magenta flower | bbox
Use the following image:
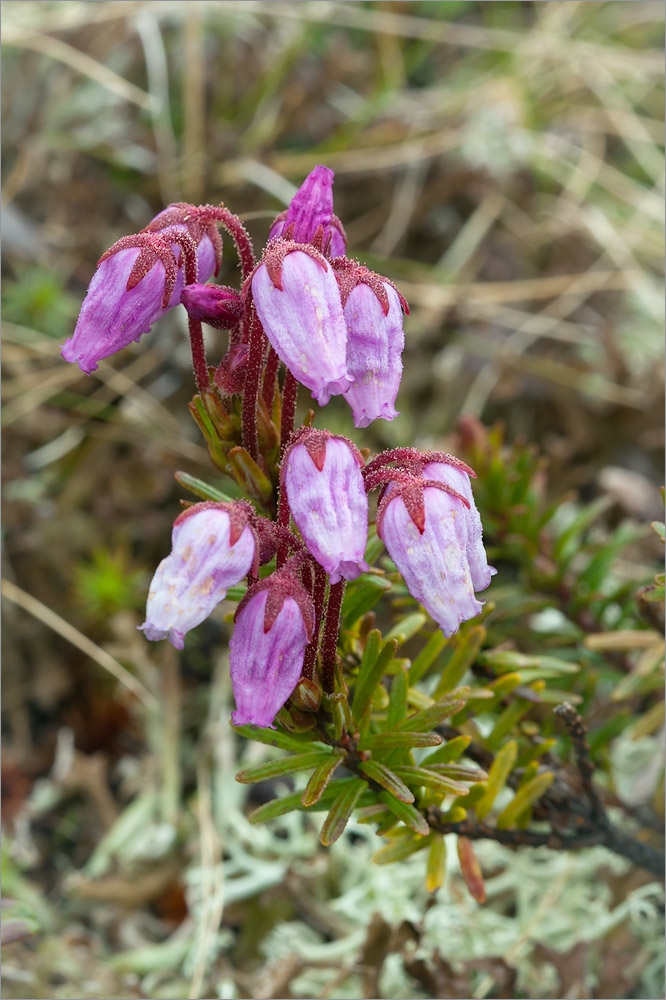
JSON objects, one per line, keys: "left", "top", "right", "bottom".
{"left": 251, "top": 243, "right": 352, "bottom": 405}
{"left": 61, "top": 205, "right": 219, "bottom": 374}
{"left": 282, "top": 429, "right": 369, "bottom": 584}
{"left": 334, "top": 261, "right": 409, "bottom": 428}
{"left": 380, "top": 486, "right": 482, "bottom": 637}
{"left": 139, "top": 502, "right": 256, "bottom": 650}
{"left": 366, "top": 452, "right": 493, "bottom": 637}
{"left": 180, "top": 283, "right": 242, "bottom": 329}
{"left": 269, "top": 165, "right": 347, "bottom": 257}
{"left": 230, "top": 571, "right": 315, "bottom": 728}
{"left": 421, "top": 461, "right": 496, "bottom": 592}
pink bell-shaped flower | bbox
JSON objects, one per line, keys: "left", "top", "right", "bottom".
{"left": 365, "top": 450, "right": 492, "bottom": 638}
{"left": 229, "top": 569, "right": 315, "bottom": 728}
{"left": 421, "top": 461, "right": 496, "bottom": 593}
{"left": 251, "top": 243, "right": 352, "bottom": 405}
{"left": 139, "top": 502, "right": 256, "bottom": 650}
{"left": 62, "top": 205, "right": 219, "bottom": 374}
{"left": 380, "top": 483, "right": 482, "bottom": 637}
{"left": 334, "top": 261, "right": 409, "bottom": 429}
{"left": 282, "top": 429, "right": 369, "bottom": 584}
{"left": 269, "top": 165, "right": 347, "bottom": 258}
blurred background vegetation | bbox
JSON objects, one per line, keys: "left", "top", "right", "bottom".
{"left": 1, "top": 2, "right": 664, "bottom": 998}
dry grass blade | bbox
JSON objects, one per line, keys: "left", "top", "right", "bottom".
{"left": 2, "top": 31, "right": 155, "bottom": 110}
{"left": 1, "top": 578, "right": 157, "bottom": 710}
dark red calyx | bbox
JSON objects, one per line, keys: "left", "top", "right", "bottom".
{"left": 234, "top": 567, "right": 315, "bottom": 640}
{"left": 374, "top": 473, "right": 470, "bottom": 539}
{"left": 143, "top": 203, "right": 223, "bottom": 276}
{"left": 214, "top": 344, "right": 250, "bottom": 394}
{"left": 251, "top": 519, "right": 304, "bottom": 566}
{"left": 331, "top": 257, "right": 409, "bottom": 317}
{"left": 363, "top": 447, "right": 475, "bottom": 480}
{"left": 280, "top": 428, "right": 364, "bottom": 491}
{"left": 98, "top": 232, "right": 178, "bottom": 310}
{"left": 260, "top": 238, "right": 330, "bottom": 292}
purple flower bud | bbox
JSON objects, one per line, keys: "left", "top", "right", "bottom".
{"left": 230, "top": 574, "right": 315, "bottom": 728}
{"left": 333, "top": 261, "right": 408, "bottom": 428}
{"left": 252, "top": 245, "right": 352, "bottom": 405}
{"left": 181, "top": 283, "right": 242, "bottom": 329}
{"left": 284, "top": 165, "right": 334, "bottom": 244}
{"left": 421, "top": 462, "right": 496, "bottom": 593}
{"left": 139, "top": 502, "right": 256, "bottom": 650}
{"left": 268, "top": 166, "right": 348, "bottom": 260}
{"left": 62, "top": 207, "right": 219, "bottom": 374}
{"left": 381, "top": 486, "right": 483, "bottom": 638}
{"left": 283, "top": 430, "right": 369, "bottom": 584}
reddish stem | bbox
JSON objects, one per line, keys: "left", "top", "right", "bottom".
{"left": 302, "top": 562, "right": 327, "bottom": 681}
{"left": 262, "top": 347, "right": 280, "bottom": 410}
{"left": 188, "top": 315, "right": 210, "bottom": 395}
{"left": 203, "top": 205, "right": 256, "bottom": 281}
{"left": 281, "top": 368, "right": 298, "bottom": 454}
{"left": 276, "top": 484, "right": 291, "bottom": 569}
{"left": 241, "top": 308, "right": 266, "bottom": 459}
{"left": 321, "top": 580, "right": 346, "bottom": 694}
{"left": 166, "top": 227, "right": 209, "bottom": 395}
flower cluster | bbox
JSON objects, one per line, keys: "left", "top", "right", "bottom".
{"left": 63, "top": 167, "right": 495, "bottom": 728}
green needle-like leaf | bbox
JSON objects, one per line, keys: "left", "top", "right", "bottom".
{"left": 373, "top": 831, "right": 433, "bottom": 865}
{"left": 236, "top": 750, "right": 334, "bottom": 784}
{"left": 378, "top": 791, "right": 430, "bottom": 836}
{"left": 301, "top": 751, "right": 346, "bottom": 807}
{"left": 358, "top": 731, "right": 442, "bottom": 751}
{"left": 231, "top": 723, "right": 324, "bottom": 754}
{"left": 393, "top": 697, "right": 466, "bottom": 734}
{"left": 352, "top": 635, "right": 398, "bottom": 723}
{"left": 496, "top": 772, "right": 555, "bottom": 829}
{"left": 475, "top": 741, "right": 518, "bottom": 819}
{"left": 410, "top": 630, "right": 449, "bottom": 685}
{"left": 391, "top": 766, "right": 470, "bottom": 797}
{"left": 421, "top": 735, "right": 471, "bottom": 765}
{"left": 174, "top": 471, "right": 234, "bottom": 503}
{"left": 359, "top": 760, "right": 415, "bottom": 802}
{"left": 433, "top": 625, "right": 486, "bottom": 698}
{"left": 319, "top": 778, "right": 367, "bottom": 846}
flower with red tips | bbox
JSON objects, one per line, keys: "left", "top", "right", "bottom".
{"left": 334, "top": 259, "right": 409, "bottom": 428}
{"left": 365, "top": 450, "right": 493, "bottom": 637}
{"left": 282, "top": 428, "right": 369, "bottom": 584}
{"left": 62, "top": 205, "right": 219, "bottom": 374}
{"left": 229, "top": 565, "right": 315, "bottom": 728}
{"left": 251, "top": 242, "right": 352, "bottom": 406}
{"left": 139, "top": 502, "right": 257, "bottom": 650}
{"left": 421, "top": 459, "right": 496, "bottom": 593}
